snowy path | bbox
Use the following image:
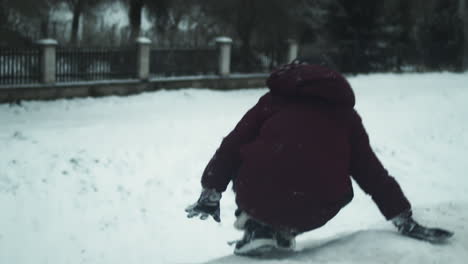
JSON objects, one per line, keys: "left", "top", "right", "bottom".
{"left": 1, "top": 72, "right": 467, "bottom": 263}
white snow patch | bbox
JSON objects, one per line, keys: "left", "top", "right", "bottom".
{"left": 0, "top": 72, "right": 467, "bottom": 263}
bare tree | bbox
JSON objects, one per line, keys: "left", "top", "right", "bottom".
{"left": 127, "top": 0, "right": 144, "bottom": 41}
{"left": 62, "top": 0, "right": 109, "bottom": 45}
{"left": 121, "top": 0, "right": 171, "bottom": 43}
{"left": 2, "top": 0, "right": 61, "bottom": 39}
{"left": 65, "top": 0, "right": 85, "bottom": 45}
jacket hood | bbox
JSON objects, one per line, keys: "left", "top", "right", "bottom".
{"left": 266, "top": 64, "right": 355, "bottom": 108}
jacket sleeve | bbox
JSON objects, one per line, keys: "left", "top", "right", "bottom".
{"left": 349, "top": 110, "right": 411, "bottom": 220}
{"left": 201, "top": 93, "right": 274, "bottom": 192}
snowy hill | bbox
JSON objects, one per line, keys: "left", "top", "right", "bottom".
{"left": 1, "top": 72, "right": 467, "bottom": 263}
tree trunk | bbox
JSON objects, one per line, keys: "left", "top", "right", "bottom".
{"left": 40, "top": 13, "right": 50, "bottom": 38}
{"left": 129, "top": 0, "right": 144, "bottom": 42}
{"left": 459, "top": 0, "right": 468, "bottom": 70}
{"left": 236, "top": 0, "right": 257, "bottom": 72}
{"left": 239, "top": 32, "right": 253, "bottom": 71}
{"left": 0, "top": 0, "right": 7, "bottom": 30}
{"left": 70, "top": 0, "right": 84, "bottom": 46}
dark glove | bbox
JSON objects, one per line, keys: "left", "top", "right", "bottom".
{"left": 392, "top": 210, "right": 454, "bottom": 243}
{"left": 185, "top": 188, "right": 222, "bottom": 222}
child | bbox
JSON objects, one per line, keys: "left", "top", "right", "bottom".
{"left": 185, "top": 58, "right": 453, "bottom": 256}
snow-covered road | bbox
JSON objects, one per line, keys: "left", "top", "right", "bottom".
{"left": 1, "top": 72, "right": 467, "bottom": 263}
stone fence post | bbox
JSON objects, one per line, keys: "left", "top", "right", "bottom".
{"left": 216, "top": 37, "right": 232, "bottom": 76}
{"left": 287, "top": 39, "right": 299, "bottom": 63}
{"left": 37, "top": 39, "right": 58, "bottom": 84}
{"left": 136, "top": 37, "right": 151, "bottom": 80}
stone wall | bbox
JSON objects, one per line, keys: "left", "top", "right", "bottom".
{"left": 0, "top": 74, "right": 268, "bottom": 103}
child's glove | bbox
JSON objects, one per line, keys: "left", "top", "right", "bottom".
{"left": 392, "top": 210, "right": 454, "bottom": 243}
{"left": 185, "top": 188, "right": 222, "bottom": 222}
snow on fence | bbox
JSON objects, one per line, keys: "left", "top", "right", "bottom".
{"left": 0, "top": 48, "right": 41, "bottom": 85}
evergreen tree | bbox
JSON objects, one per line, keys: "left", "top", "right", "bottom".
{"left": 325, "top": 0, "right": 381, "bottom": 73}
{"left": 418, "top": 0, "right": 463, "bottom": 70}
{"left": 379, "top": 0, "right": 412, "bottom": 72}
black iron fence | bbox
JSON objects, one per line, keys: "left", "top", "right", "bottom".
{"left": 56, "top": 47, "right": 137, "bottom": 82}
{"left": 0, "top": 48, "right": 40, "bottom": 85}
{"left": 0, "top": 44, "right": 278, "bottom": 86}
{"left": 149, "top": 48, "right": 218, "bottom": 77}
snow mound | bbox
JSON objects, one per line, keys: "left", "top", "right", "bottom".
{"left": 204, "top": 203, "right": 468, "bottom": 264}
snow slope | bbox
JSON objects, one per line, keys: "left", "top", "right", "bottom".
{"left": 0, "top": 72, "right": 467, "bottom": 264}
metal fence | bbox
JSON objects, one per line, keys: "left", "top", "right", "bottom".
{"left": 150, "top": 48, "right": 218, "bottom": 77}
{"left": 231, "top": 47, "right": 287, "bottom": 73}
{"left": 56, "top": 47, "right": 137, "bottom": 82}
{"left": 0, "top": 48, "right": 40, "bottom": 85}
{"left": 1, "top": 45, "right": 277, "bottom": 86}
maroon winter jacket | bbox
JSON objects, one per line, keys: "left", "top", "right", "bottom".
{"left": 201, "top": 64, "right": 411, "bottom": 232}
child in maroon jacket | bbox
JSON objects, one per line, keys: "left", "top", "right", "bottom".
{"left": 185, "top": 58, "right": 453, "bottom": 256}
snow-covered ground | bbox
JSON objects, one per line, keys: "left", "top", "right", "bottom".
{"left": 0, "top": 72, "right": 467, "bottom": 264}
